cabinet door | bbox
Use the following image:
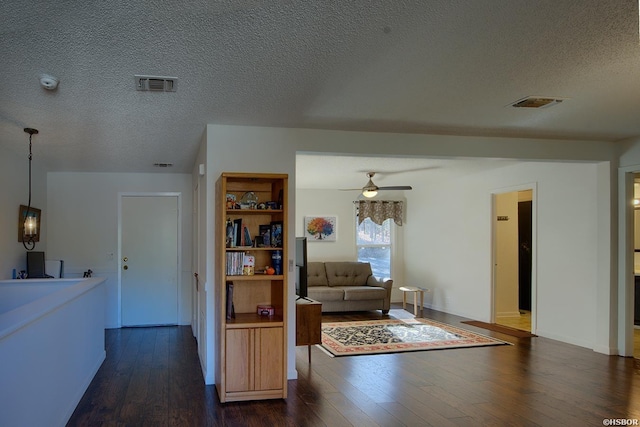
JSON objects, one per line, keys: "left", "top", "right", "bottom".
{"left": 255, "top": 327, "right": 283, "bottom": 391}
{"left": 226, "top": 329, "right": 253, "bottom": 392}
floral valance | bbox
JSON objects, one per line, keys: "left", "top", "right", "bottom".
{"left": 356, "top": 200, "right": 404, "bottom": 226}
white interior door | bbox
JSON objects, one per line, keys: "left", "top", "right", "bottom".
{"left": 121, "top": 195, "right": 179, "bottom": 326}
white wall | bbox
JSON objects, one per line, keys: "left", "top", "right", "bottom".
{"left": 0, "top": 278, "right": 105, "bottom": 427}
{"left": 295, "top": 190, "right": 358, "bottom": 262}
{"left": 0, "top": 147, "right": 47, "bottom": 279}
{"left": 403, "top": 161, "right": 600, "bottom": 348}
{"left": 46, "top": 172, "right": 192, "bottom": 328}
{"left": 204, "top": 124, "right": 297, "bottom": 384}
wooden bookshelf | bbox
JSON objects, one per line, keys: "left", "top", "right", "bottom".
{"left": 214, "top": 172, "right": 288, "bottom": 403}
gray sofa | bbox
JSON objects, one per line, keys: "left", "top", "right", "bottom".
{"left": 306, "top": 261, "right": 393, "bottom": 314}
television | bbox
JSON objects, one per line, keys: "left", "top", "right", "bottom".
{"left": 295, "top": 237, "right": 308, "bottom": 300}
{"left": 26, "top": 251, "right": 47, "bottom": 278}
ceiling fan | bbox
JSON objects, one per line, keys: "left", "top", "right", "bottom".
{"left": 343, "top": 172, "right": 412, "bottom": 198}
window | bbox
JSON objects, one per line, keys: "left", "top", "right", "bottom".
{"left": 356, "top": 216, "right": 392, "bottom": 281}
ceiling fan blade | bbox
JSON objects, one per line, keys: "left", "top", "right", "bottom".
{"left": 357, "top": 166, "right": 439, "bottom": 176}
{"left": 339, "top": 188, "right": 363, "bottom": 191}
{"left": 378, "top": 186, "right": 412, "bottom": 190}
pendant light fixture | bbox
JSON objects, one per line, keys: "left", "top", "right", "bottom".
{"left": 22, "top": 127, "right": 38, "bottom": 250}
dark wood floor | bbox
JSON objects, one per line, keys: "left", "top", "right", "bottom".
{"left": 68, "top": 305, "right": 640, "bottom": 426}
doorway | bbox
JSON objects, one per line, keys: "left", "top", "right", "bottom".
{"left": 119, "top": 194, "right": 180, "bottom": 326}
{"left": 493, "top": 188, "right": 535, "bottom": 333}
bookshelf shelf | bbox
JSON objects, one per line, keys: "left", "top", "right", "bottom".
{"left": 226, "top": 247, "right": 283, "bottom": 251}
{"left": 224, "top": 274, "right": 284, "bottom": 281}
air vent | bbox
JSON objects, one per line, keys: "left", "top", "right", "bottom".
{"left": 511, "top": 96, "right": 565, "bottom": 109}
{"left": 153, "top": 163, "right": 173, "bottom": 168}
{"left": 135, "top": 75, "right": 177, "bottom": 92}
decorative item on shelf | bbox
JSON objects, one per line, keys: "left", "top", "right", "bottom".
{"left": 240, "top": 191, "right": 258, "bottom": 209}
{"left": 265, "top": 265, "right": 275, "bottom": 275}
{"left": 265, "top": 201, "right": 278, "bottom": 210}
{"left": 271, "top": 250, "right": 282, "bottom": 275}
{"left": 257, "top": 203, "right": 266, "bottom": 210}
{"left": 226, "top": 194, "right": 237, "bottom": 209}
{"left": 270, "top": 221, "right": 283, "bottom": 247}
{"left": 259, "top": 224, "right": 271, "bottom": 246}
{"left": 254, "top": 236, "right": 264, "bottom": 247}
{"left": 242, "top": 253, "right": 255, "bottom": 276}
{"left": 257, "top": 305, "right": 274, "bottom": 316}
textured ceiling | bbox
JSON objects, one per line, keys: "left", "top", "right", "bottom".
{"left": 1, "top": 1, "right": 639, "bottom": 175}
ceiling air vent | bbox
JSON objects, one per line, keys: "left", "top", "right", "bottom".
{"left": 135, "top": 75, "right": 178, "bottom": 92}
{"left": 153, "top": 163, "right": 173, "bottom": 168}
{"left": 510, "top": 96, "right": 565, "bottom": 109}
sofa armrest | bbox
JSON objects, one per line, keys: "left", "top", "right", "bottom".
{"left": 367, "top": 276, "right": 393, "bottom": 313}
{"left": 367, "top": 276, "right": 393, "bottom": 290}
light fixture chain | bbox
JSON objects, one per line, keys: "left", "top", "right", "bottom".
{"left": 22, "top": 128, "right": 37, "bottom": 250}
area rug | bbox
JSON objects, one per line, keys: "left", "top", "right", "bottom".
{"left": 461, "top": 320, "right": 537, "bottom": 338}
{"left": 320, "top": 318, "right": 510, "bottom": 357}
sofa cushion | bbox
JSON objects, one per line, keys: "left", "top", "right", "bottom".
{"left": 325, "top": 262, "right": 371, "bottom": 287}
{"left": 307, "top": 286, "right": 344, "bottom": 302}
{"left": 342, "top": 286, "right": 387, "bottom": 301}
{"left": 307, "top": 262, "right": 328, "bottom": 287}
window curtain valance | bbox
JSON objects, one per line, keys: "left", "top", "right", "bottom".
{"left": 356, "top": 200, "right": 404, "bottom": 226}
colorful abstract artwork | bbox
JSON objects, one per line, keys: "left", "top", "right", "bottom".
{"left": 304, "top": 216, "right": 337, "bottom": 241}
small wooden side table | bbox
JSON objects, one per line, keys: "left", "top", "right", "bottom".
{"left": 296, "top": 297, "right": 322, "bottom": 363}
{"left": 399, "top": 286, "right": 429, "bottom": 316}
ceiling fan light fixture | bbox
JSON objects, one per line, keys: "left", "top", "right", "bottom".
{"left": 510, "top": 96, "right": 566, "bottom": 109}
{"left": 362, "top": 173, "right": 379, "bottom": 197}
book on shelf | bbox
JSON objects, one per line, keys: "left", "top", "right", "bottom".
{"left": 226, "top": 252, "right": 245, "bottom": 275}
{"left": 233, "top": 218, "right": 242, "bottom": 247}
{"left": 226, "top": 281, "right": 235, "bottom": 320}
{"left": 243, "top": 226, "right": 252, "bottom": 247}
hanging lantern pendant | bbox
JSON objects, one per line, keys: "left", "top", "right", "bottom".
{"left": 22, "top": 127, "right": 39, "bottom": 250}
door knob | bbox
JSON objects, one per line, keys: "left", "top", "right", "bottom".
{"left": 123, "top": 265, "right": 128, "bottom": 270}
{"left": 123, "top": 257, "right": 128, "bottom": 262}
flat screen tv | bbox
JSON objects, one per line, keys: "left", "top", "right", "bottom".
{"left": 295, "top": 237, "right": 308, "bottom": 299}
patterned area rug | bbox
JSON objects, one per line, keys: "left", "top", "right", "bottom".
{"left": 320, "top": 318, "right": 510, "bottom": 357}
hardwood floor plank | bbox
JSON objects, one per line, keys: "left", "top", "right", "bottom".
{"left": 67, "top": 306, "right": 640, "bottom": 426}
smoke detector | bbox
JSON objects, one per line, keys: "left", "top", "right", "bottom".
{"left": 135, "top": 75, "right": 177, "bottom": 92}
{"left": 510, "top": 96, "right": 566, "bottom": 109}
{"left": 40, "top": 74, "right": 59, "bottom": 90}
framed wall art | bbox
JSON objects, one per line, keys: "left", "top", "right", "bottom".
{"left": 304, "top": 215, "right": 337, "bottom": 241}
